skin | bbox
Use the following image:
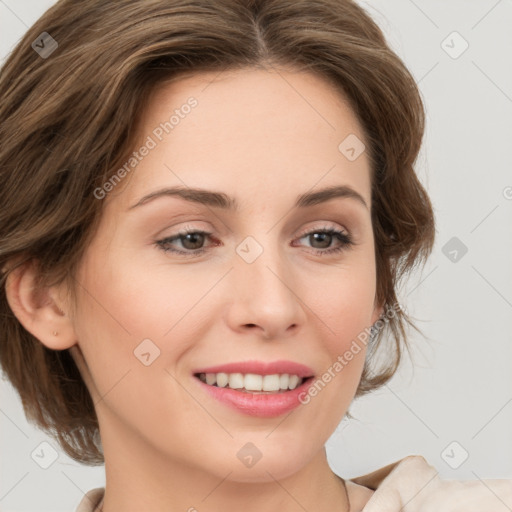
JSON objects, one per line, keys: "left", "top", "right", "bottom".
{"left": 6, "top": 66, "right": 383, "bottom": 512}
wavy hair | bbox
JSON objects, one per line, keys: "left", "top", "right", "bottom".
{"left": 0, "top": 0, "right": 435, "bottom": 464}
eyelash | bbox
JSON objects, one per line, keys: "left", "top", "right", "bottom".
{"left": 155, "top": 225, "right": 354, "bottom": 258}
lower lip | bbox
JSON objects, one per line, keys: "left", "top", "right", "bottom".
{"left": 194, "top": 376, "right": 314, "bottom": 418}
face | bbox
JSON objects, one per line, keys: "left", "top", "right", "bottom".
{"left": 64, "top": 67, "right": 382, "bottom": 482}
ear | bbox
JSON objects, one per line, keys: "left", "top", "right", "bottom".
{"left": 4, "top": 259, "right": 77, "bottom": 350}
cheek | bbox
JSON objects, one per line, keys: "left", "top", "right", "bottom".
{"left": 75, "top": 242, "right": 191, "bottom": 340}
{"left": 301, "top": 260, "right": 376, "bottom": 400}
{"left": 71, "top": 245, "right": 211, "bottom": 397}
{"left": 307, "top": 263, "right": 377, "bottom": 347}
{"left": 297, "top": 275, "right": 373, "bottom": 436}
{"left": 71, "top": 258, "right": 195, "bottom": 442}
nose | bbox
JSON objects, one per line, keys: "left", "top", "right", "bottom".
{"left": 225, "top": 241, "right": 307, "bottom": 340}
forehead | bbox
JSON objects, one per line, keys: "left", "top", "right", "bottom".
{"left": 146, "top": 67, "right": 365, "bottom": 140}
{"left": 112, "top": 67, "right": 372, "bottom": 212}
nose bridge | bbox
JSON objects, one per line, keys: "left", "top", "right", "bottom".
{"left": 235, "top": 234, "right": 288, "bottom": 296}
{"left": 228, "top": 233, "right": 305, "bottom": 338}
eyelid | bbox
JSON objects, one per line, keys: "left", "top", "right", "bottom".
{"left": 156, "top": 220, "right": 349, "bottom": 243}
{"left": 295, "top": 221, "right": 349, "bottom": 238}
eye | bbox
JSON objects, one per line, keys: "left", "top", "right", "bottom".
{"left": 294, "top": 226, "right": 354, "bottom": 255}
{"left": 155, "top": 225, "right": 354, "bottom": 257}
{"left": 155, "top": 228, "right": 216, "bottom": 256}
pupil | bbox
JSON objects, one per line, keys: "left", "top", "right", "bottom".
{"left": 183, "top": 233, "right": 204, "bottom": 250}
{"left": 311, "top": 233, "right": 331, "bottom": 249}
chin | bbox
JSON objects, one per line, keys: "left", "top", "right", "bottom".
{"left": 206, "top": 437, "right": 316, "bottom": 484}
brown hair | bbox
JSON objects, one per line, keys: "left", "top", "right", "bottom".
{"left": 0, "top": 0, "right": 434, "bottom": 465}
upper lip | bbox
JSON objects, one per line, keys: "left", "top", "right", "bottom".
{"left": 193, "top": 360, "right": 315, "bottom": 378}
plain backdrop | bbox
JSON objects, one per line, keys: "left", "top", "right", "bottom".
{"left": 0, "top": 1, "right": 511, "bottom": 511}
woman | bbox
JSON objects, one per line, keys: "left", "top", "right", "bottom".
{"left": 0, "top": 1, "right": 510, "bottom": 511}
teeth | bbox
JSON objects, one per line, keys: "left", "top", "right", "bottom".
{"left": 288, "top": 374, "right": 300, "bottom": 389}
{"left": 197, "top": 372, "right": 305, "bottom": 392}
{"left": 262, "top": 374, "right": 280, "bottom": 391}
{"left": 244, "top": 373, "right": 263, "bottom": 391}
{"left": 216, "top": 372, "right": 228, "bottom": 388}
{"left": 228, "top": 373, "right": 244, "bottom": 390}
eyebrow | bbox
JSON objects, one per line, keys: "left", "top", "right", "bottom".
{"left": 128, "top": 184, "right": 368, "bottom": 211}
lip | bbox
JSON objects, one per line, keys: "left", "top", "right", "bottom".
{"left": 191, "top": 360, "right": 315, "bottom": 418}
{"left": 193, "top": 374, "right": 315, "bottom": 418}
{"left": 192, "top": 359, "right": 315, "bottom": 378}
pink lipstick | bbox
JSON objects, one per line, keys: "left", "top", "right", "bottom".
{"left": 192, "top": 360, "right": 315, "bottom": 418}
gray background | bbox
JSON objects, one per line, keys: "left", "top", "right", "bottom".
{"left": 0, "top": 1, "right": 511, "bottom": 511}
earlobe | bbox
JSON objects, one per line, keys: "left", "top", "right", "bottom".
{"left": 4, "top": 260, "right": 77, "bottom": 350}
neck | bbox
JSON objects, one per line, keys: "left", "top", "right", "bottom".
{"left": 97, "top": 418, "right": 351, "bottom": 512}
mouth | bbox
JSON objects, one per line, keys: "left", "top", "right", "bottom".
{"left": 194, "top": 372, "right": 312, "bottom": 394}
{"left": 191, "top": 360, "right": 316, "bottom": 417}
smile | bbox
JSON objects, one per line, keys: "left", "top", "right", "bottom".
{"left": 195, "top": 372, "right": 305, "bottom": 393}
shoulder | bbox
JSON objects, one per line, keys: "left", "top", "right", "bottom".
{"left": 75, "top": 487, "right": 104, "bottom": 512}
{"left": 345, "top": 479, "right": 374, "bottom": 511}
